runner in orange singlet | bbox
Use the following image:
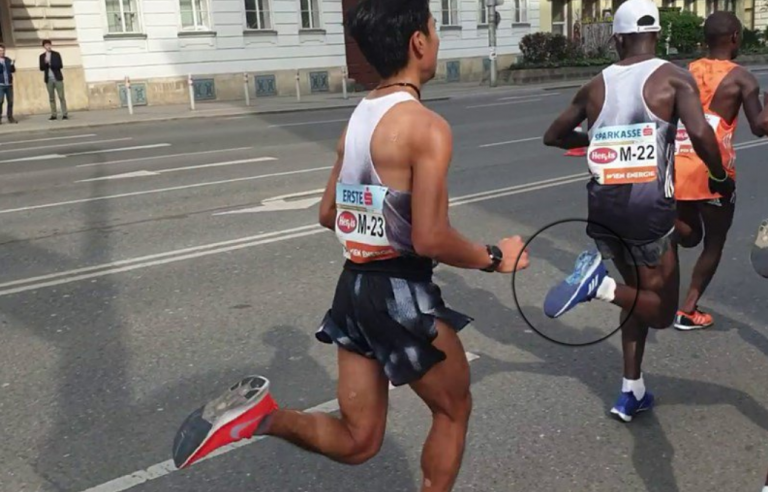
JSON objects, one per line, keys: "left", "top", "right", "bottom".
{"left": 673, "top": 11, "right": 765, "bottom": 330}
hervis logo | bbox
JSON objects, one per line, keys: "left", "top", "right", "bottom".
{"left": 589, "top": 148, "right": 618, "bottom": 164}
{"left": 676, "top": 128, "right": 689, "bottom": 141}
{"left": 337, "top": 211, "right": 357, "bottom": 234}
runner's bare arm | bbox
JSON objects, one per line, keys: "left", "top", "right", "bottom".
{"left": 759, "top": 91, "right": 768, "bottom": 134}
{"left": 319, "top": 127, "right": 347, "bottom": 230}
{"left": 737, "top": 68, "right": 765, "bottom": 137}
{"left": 673, "top": 71, "right": 726, "bottom": 179}
{"left": 410, "top": 113, "right": 528, "bottom": 272}
{"left": 543, "top": 82, "right": 590, "bottom": 150}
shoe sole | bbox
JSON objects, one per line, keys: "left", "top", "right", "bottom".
{"left": 673, "top": 321, "right": 713, "bottom": 331}
{"left": 550, "top": 252, "right": 602, "bottom": 318}
{"left": 177, "top": 375, "right": 271, "bottom": 469}
{"left": 610, "top": 404, "right": 652, "bottom": 423}
{"left": 751, "top": 219, "right": 768, "bottom": 278}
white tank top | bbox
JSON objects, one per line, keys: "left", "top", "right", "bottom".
{"left": 586, "top": 58, "right": 677, "bottom": 244}
{"left": 334, "top": 92, "right": 423, "bottom": 264}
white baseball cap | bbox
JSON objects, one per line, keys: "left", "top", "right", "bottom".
{"left": 613, "top": 0, "right": 661, "bottom": 34}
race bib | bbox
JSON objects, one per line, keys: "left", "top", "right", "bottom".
{"left": 335, "top": 183, "right": 399, "bottom": 264}
{"left": 588, "top": 123, "right": 658, "bottom": 185}
{"left": 675, "top": 113, "right": 721, "bottom": 155}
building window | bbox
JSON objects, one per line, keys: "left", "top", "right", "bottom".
{"left": 442, "top": 0, "right": 459, "bottom": 26}
{"left": 180, "top": 0, "right": 210, "bottom": 30}
{"left": 514, "top": 0, "right": 528, "bottom": 23}
{"left": 300, "top": 0, "right": 320, "bottom": 29}
{"left": 478, "top": 0, "right": 488, "bottom": 24}
{"left": 245, "top": 0, "right": 271, "bottom": 29}
{"left": 105, "top": 0, "right": 140, "bottom": 33}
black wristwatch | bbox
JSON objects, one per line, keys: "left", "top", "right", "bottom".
{"left": 481, "top": 245, "right": 503, "bottom": 272}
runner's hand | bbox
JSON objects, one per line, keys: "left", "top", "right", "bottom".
{"left": 496, "top": 236, "right": 529, "bottom": 273}
{"left": 708, "top": 174, "right": 735, "bottom": 197}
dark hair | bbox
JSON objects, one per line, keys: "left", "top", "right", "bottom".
{"left": 346, "top": 0, "right": 431, "bottom": 79}
{"left": 704, "top": 11, "right": 741, "bottom": 45}
{"left": 42, "top": 39, "right": 52, "bottom": 46}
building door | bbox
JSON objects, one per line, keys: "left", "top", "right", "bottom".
{"left": 341, "top": 0, "right": 379, "bottom": 89}
{"left": 552, "top": 0, "right": 569, "bottom": 35}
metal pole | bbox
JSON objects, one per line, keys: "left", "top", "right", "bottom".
{"left": 295, "top": 70, "right": 301, "bottom": 102}
{"left": 488, "top": 0, "right": 498, "bottom": 88}
{"left": 188, "top": 74, "right": 195, "bottom": 111}
{"left": 342, "top": 66, "right": 348, "bottom": 100}
{"left": 244, "top": 72, "right": 250, "bottom": 106}
{"left": 125, "top": 76, "right": 134, "bottom": 115}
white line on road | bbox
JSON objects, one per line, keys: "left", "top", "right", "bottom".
{"left": 498, "top": 92, "right": 560, "bottom": 101}
{"left": 214, "top": 188, "right": 325, "bottom": 214}
{"left": 0, "top": 133, "right": 97, "bottom": 146}
{"left": 734, "top": 139, "right": 768, "bottom": 150}
{"left": 67, "top": 143, "right": 171, "bottom": 157}
{"left": 268, "top": 118, "right": 349, "bottom": 128}
{"left": 0, "top": 138, "right": 132, "bottom": 155}
{"left": 0, "top": 173, "right": 587, "bottom": 295}
{"left": 479, "top": 136, "right": 541, "bottom": 148}
{"left": 75, "top": 157, "right": 277, "bottom": 182}
{"left": 466, "top": 98, "right": 542, "bottom": 109}
{"left": 76, "top": 147, "right": 253, "bottom": 168}
{"left": 77, "top": 352, "right": 481, "bottom": 492}
{"left": 0, "top": 166, "right": 331, "bottom": 215}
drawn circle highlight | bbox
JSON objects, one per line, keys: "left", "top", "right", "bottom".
{"left": 511, "top": 218, "right": 640, "bottom": 347}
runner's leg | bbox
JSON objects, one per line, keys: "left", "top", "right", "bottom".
{"left": 262, "top": 347, "right": 390, "bottom": 464}
{"left": 679, "top": 199, "right": 735, "bottom": 313}
{"left": 409, "top": 320, "right": 472, "bottom": 492}
{"left": 610, "top": 258, "right": 647, "bottom": 381}
{"left": 676, "top": 200, "right": 704, "bottom": 249}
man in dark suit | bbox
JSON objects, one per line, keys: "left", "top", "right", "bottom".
{"left": 39, "top": 39, "right": 68, "bottom": 120}
{"left": 0, "top": 44, "right": 17, "bottom": 124}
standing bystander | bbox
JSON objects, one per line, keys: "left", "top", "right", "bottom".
{"left": 39, "top": 40, "right": 67, "bottom": 120}
{"left": 0, "top": 44, "right": 17, "bottom": 124}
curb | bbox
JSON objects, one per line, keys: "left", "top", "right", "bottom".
{"left": 0, "top": 96, "right": 452, "bottom": 136}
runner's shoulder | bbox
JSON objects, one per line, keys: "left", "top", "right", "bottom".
{"left": 400, "top": 105, "right": 452, "bottom": 142}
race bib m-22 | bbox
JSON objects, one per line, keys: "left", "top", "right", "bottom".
{"left": 334, "top": 183, "right": 399, "bottom": 264}
{"left": 588, "top": 123, "right": 658, "bottom": 185}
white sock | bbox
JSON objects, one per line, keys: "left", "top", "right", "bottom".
{"left": 622, "top": 375, "right": 646, "bottom": 400}
{"left": 596, "top": 275, "right": 616, "bottom": 302}
{"left": 761, "top": 487, "right": 768, "bottom": 492}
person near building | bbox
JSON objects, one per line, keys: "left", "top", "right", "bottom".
{"left": 0, "top": 44, "right": 17, "bottom": 124}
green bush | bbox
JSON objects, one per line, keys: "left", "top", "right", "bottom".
{"left": 659, "top": 10, "right": 704, "bottom": 55}
{"left": 519, "top": 32, "right": 583, "bottom": 64}
{"left": 742, "top": 28, "right": 762, "bottom": 50}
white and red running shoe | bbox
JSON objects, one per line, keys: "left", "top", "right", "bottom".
{"left": 173, "top": 375, "right": 278, "bottom": 469}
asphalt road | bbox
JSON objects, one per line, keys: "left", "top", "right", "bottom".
{"left": 1, "top": 79, "right": 768, "bottom": 492}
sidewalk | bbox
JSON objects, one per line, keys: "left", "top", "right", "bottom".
{"left": 0, "top": 80, "right": 575, "bottom": 136}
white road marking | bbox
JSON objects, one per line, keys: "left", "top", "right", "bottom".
{"left": 734, "top": 139, "right": 768, "bottom": 150}
{"left": 498, "top": 92, "right": 560, "bottom": 101}
{"left": 76, "top": 157, "right": 277, "bottom": 182}
{"left": 67, "top": 143, "right": 171, "bottom": 157}
{"left": 0, "top": 133, "right": 97, "bottom": 146}
{"left": 0, "top": 173, "right": 588, "bottom": 295}
{"left": 466, "top": 98, "right": 542, "bottom": 109}
{"left": 76, "top": 147, "right": 253, "bottom": 168}
{"left": 479, "top": 136, "right": 541, "bottom": 148}
{"left": 77, "top": 352, "right": 481, "bottom": 492}
{"left": 268, "top": 118, "right": 349, "bottom": 128}
{"left": 0, "top": 166, "right": 331, "bottom": 215}
{"left": 0, "top": 154, "right": 64, "bottom": 163}
{"left": 214, "top": 188, "right": 325, "bottom": 215}
{"left": 0, "top": 138, "right": 132, "bottom": 154}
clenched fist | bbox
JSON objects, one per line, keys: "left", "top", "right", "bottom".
{"left": 496, "top": 236, "right": 529, "bottom": 273}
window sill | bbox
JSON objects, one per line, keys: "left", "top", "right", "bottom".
{"left": 512, "top": 22, "right": 531, "bottom": 27}
{"left": 104, "top": 33, "right": 147, "bottom": 40}
{"left": 244, "top": 29, "right": 278, "bottom": 36}
{"left": 299, "top": 28, "right": 326, "bottom": 34}
{"left": 477, "top": 23, "right": 489, "bottom": 28}
{"left": 178, "top": 30, "right": 217, "bottom": 38}
{"left": 440, "top": 25, "right": 462, "bottom": 31}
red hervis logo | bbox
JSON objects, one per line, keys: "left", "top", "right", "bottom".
{"left": 363, "top": 188, "right": 373, "bottom": 206}
{"left": 676, "top": 128, "right": 689, "bottom": 141}
{"left": 337, "top": 211, "right": 357, "bottom": 234}
{"left": 642, "top": 126, "right": 654, "bottom": 136}
{"left": 589, "top": 148, "right": 618, "bottom": 164}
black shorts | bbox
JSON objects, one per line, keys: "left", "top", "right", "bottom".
{"left": 315, "top": 267, "right": 472, "bottom": 387}
{"left": 594, "top": 229, "right": 674, "bottom": 267}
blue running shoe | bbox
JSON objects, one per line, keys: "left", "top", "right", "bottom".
{"left": 544, "top": 250, "right": 607, "bottom": 318}
{"left": 610, "top": 391, "right": 655, "bottom": 423}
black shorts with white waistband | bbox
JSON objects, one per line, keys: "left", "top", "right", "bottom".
{"left": 315, "top": 257, "right": 472, "bottom": 387}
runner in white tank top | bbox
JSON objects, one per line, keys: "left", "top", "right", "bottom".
{"left": 172, "top": 1, "right": 530, "bottom": 489}
{"left": 542, "top": 0, "right": 731, "bottom": 423}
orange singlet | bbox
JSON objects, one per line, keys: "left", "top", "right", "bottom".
{"left": 674, "top": 58, "right": 738, "bottom": 201}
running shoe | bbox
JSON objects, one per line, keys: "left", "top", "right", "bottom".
{"left": 544, "top": 250, "right": 607, "bottom": 318}
{"left": 751, "top": 219, "right": 768, "bottom": 279}
{"left": 172, "top": 375, "right": 278, "bottom": 469}
{"left": 673, "top": 308, "right": 714, "bottom": 331}
{"left": 610, "top": 390, "right": 655, "bottom": 423}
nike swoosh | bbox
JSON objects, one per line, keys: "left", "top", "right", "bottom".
{"left": 230, "top": 417, "right": 262, "bottom": 440}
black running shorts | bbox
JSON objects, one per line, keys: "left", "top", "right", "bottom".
{"left": 594, "top": 229, "right": 674, "bottom": 267}
{"left": 316, "top": 267, "right": 472, "bottom": 387}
